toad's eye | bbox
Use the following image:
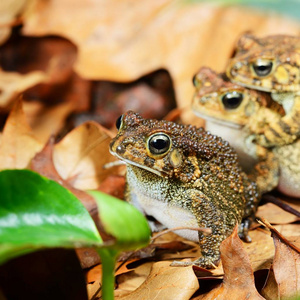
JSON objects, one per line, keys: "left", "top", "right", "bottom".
{"left": 221, "top": 91, "right": 244, "bottom": 109}
{"left": 116, "top": 115, "right": 123, "bottom": 130}
{"left": 252, "top": 59, "right": 273, "bottom": 77}
{"left": 192, "top": 74, "right": 198, "bottom": 87}
{"left": 147, "top": 133, "right": 171, "bottom": 156}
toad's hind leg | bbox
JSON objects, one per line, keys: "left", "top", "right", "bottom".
{"left": 172, "top": 191, "right": 237, "bottom": 269}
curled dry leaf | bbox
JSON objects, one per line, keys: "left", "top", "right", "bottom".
{"left": 116, "top": 261, "right": 199, "bottom": 300}
{"left": 195, "top": 225, "right": 264, "bottom": 300}
{"left": 53, "top": 121, "right": 122, "bottom": 190}
{"left": 23, "top": 0, "right": 300, "bottom": 123}
{"left": 0, "top": 69, "right": 47, "bottom": 108}
{"left": 260, "top": 218, "right": 300, "bottom": 300}
{"left": 0, "top": 99, "right": 43, "bottom": 170}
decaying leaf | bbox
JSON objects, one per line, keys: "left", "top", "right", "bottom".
{"left": 260, "top": 219, "right": 300, "bottom": 300}
{"left": 53, "top": 121, "right": 122, "bottom": 190}
{"left": 0, "top": 69, "right": 47, "bottom": 108}
{"left": 116, "top": 261, "right": 199, "bottom": 300}
{"left": 0, "top": 99, "right": 44, "bottom": 170}
{"left": 195, "top": 225, "right": 264, "bottom": 300}
{"left": 23, "top": 0, "right": 300, "bottom": 124}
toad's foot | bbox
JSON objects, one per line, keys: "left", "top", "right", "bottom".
{"left": 171, "top": 257, "right": 220, "bottom": 269}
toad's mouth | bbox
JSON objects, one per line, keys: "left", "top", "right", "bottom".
{"left": 109, "top": 148, "right": 167, "bottom": 178}
{"left": 230, "top": 78, "right": 274, "bottom": 93}
{"left": 193, "top": 110, "right": 243, "bottom": 129}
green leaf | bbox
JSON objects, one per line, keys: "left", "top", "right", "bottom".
{"left": 88, "top": 191, "right": 151, "bottom": 251}
{"left": 0, "top": 169, "right": 102, "bottom": 264}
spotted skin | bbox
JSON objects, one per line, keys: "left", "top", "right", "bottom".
{"left": 110, "top": 111, "right": 259, "bottom": 268}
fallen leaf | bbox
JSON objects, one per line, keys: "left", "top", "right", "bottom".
{"left": 29, "top": 101, "right": 75, "bottom": 143}
{"left": 0, "top": 0, "right": 26, "bottom": 45}
{"left": 53, "top": 121, "right": 122, "bottom": 190}
{"left": 85, "top": 263, "right": 103, "bottom": 299}
{"left": 76, "top": 248, "right": 100, "bottom": 269}
{"left": 23, "top": 1, "right": 300, "bottom": 123}
{"left": 260, "top": 219, "right": 300, "bottom": 300}
{"left": 30, "top": 138, "right": 98, "bottom": 218}
{"left": 256, "top": 200, "right": 300, "bottom": 225}
{"left": 195, "top": 225, "right": 264, "bottom": 299}
{"left": 0, "top": 69, "right": 47, "bottom": 108}
{"left": 261, "top": 267, "right": 278, "bottom": 300}
{"left": 243, "top": 229, "right": 274, "bottom": 272}
{"left": 0, "top": 99, "right": 44, "bottom": 170}
{"left": 273, "top": 224, "right": 300, "bottom": 238}
{"left": 116, "top": 261, "right": 199, "bottom": 300}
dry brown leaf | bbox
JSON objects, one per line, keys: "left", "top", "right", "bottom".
{"left": 261, "top": 219, "right": 300, "bottom": 300}
{"left": 261, "top": 267, "right": 278, "bottom": 300}
{"left": 53, "top": 121, "right": 122, "bottom": 190}
{"left": 116, "top": 261, "right": 199, "bottom": 300}
{"left": 30, "top": 102, "right": 75, "bottom": 143}
{"left": 195, "top": 225, "right": 264, "bottom": 300}
{"left": 0, "top": 69, "right": 47, "bottom": 108}
{"left": 0, "top": 0, "right": 27, "bottom": 44}
{"left": 85, "top": 263, "right": 103, "bottom": 299}
{"left": 243, "top": 229, "right": 274, "bottom": 272}
{"left": 23, "top": 1, "right": 300, "bottom": 123}
{"left": 0, "top": 99, "right": 43, "bottom": 170}
{"left": 256, "top": 200, "right": 300, "bottom": 225}
{"left": 115, "top": 262, "right": 153, "bottom": 298}
{"left": 273, "top": 224, "right": 300, "bottom": 238}
{"left": 30, "top": 138, "right": 98, "bottom": 217}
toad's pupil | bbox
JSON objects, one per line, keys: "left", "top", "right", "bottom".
{"left": 148, "top": 134, "right": 171, "bottom": 155}
{"left": 222, "top": 92, "right": 243, "bottom": 109}
{"left": 116, "top": 115, "right": 123, "bottom": 130}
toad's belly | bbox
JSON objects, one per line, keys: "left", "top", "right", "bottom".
{"left": 130, "top": 191, "right": 199, "bottom": 242}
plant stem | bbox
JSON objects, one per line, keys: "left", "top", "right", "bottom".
{"left": 97, "top": 249, "right": 119, "bottom": 300}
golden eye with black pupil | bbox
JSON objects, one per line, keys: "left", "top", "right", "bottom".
{"left": 252, "top": 59, "right": 273, "bottom": 77}
{"left": 116, "top": 115, "right": 123, "bottom": 130}
{"left": 221, "top": 91, "right": 244, "bottom": 109}
{"left": 147, "top": 133, "right": 171, "bottom": 156}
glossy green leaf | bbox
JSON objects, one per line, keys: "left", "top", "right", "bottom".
{"left": 88, "top": 191, "right": 151, "bottom": 251}
{"left": 0, "top": 169, "right": 102, "bottom": 264}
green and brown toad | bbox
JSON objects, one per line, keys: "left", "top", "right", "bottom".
{"left": 109, "top": 111, "right": 259, "bottom": 268}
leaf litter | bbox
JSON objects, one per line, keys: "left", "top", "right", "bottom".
{"left": 0, "top": 1, "right": 300, "bottom": 299}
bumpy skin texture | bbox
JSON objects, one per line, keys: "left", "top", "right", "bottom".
{"left": 226, "top": 33, "right": 300, "bottom": 146}
{"left": 226, "top": 33, "right": 300, "bottom": 93}
{"left": 110, "top": 111, "right": 259, "bottom": 268}
{"left": 192, "top": 67, "right": 300, "bottom": 196}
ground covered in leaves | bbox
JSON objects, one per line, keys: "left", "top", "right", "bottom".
{"left": 0, "top": 1, "right": 300, "bottom": 299}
